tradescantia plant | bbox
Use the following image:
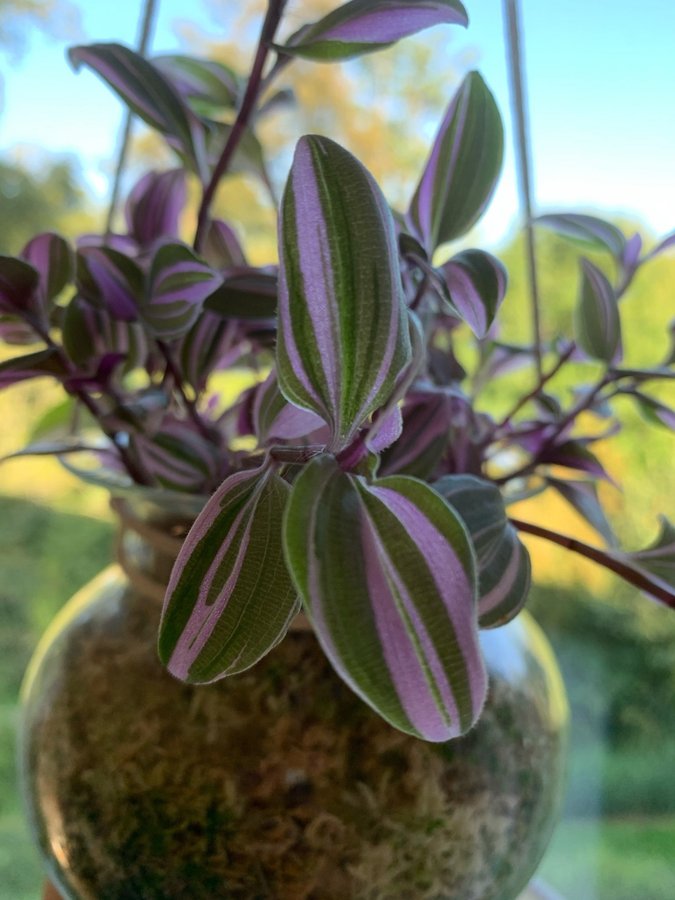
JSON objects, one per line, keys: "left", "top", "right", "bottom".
{"left": 1, "top": 0, "right": 674, "bottom": 742}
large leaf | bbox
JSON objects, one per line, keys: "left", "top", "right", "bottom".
{"left": 278, "top": 0, "right": 467, "bottom": 61}
{"left": 277, "top": 135, "right": 411, "bottom": 450}
{"left": 142, "top": 242, "right": 223, "bottom": 339}
{"left": 69, "top": 43, "right": 207, "bottom": 179}
{"left": 408, "top": 72, "right": 503, "bottom": 252}
{"left": 283, "top": 454, "right": 485, "bottom": 742}
{"left": 434, "top": 474, "right": 531, "bottom": 627}
{"left": 575, "top": 259, "right": 621, "bottom": 362}
{"left": 439, "top": 249, "right": 507, "bottom": 338}
{"left": 159, "top": 465, "right": 299, "bottom": 682}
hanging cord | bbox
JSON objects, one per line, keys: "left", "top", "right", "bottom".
{"left": 104, "top": 0, "right": 160, "bottom": 237}
{"left": 503, "top": 0, "right": 543, "bottom": 380}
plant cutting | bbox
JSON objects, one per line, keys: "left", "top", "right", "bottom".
{"left": 4, "top": 0, "right": 674, "bottom": 897}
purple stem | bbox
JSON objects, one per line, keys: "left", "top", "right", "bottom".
{"left": 511, "top": 518, "right": 675, "bottom": 609}
{"left": 496, "top": 341, "right": 576, "bottom": 431}
{"left": 156, "top": 340, "right": 217, "bottom": 441}
{"left": 193, "top": 0, "right": 288, "bottom": 251}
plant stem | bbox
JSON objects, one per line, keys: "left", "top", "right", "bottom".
{"left": 156, "top": 340, "right": 215, "bottom": 441}
{"left": 511, "top": 518, "right": 675, "bottom": 609}
{"left": 104, "top": 0, "right": 159, "bottom": 237}
{"left": 503, "top": 0, "right": 542, "bottom": 380}
{"left": 496, "top": 341, "right": 576, "bottom": 431}
{"left": 193, "top": 0, "right": 287, "bottom": 251}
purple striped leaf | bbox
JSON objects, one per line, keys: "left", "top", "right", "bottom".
{"left": 434, "top": 474, "right": 531, "bottom": 627}
{"left": 253, "top": 371, "right": 328, "bottom": 444}
{"left": 575, "top": 259, "right": 621, "bottom": 362}
{"left": 379, "top": 389, "right": 453, "bottom": 478}
{"left": 21, "top": 232, "right": 73, "bottom": 305}
{"left": 77, "top": 247, "right": 143, "bottom": 322}
{"left": 536, "top": 213, "right": 626, "bottom": 259}
{"left": 153, "top": 54, "right": 240, "bottom": 114}
{"left": 178, "top": 311, "right": 234, "bottom": 390}
{"left": 439, "top": 249, "right": 507, "bottom": 338}
{"left": 128, "top": 416, "right": 221, "bottom": 493}
{"left": 408, "top": 72, "right": 503, "bottom": 252}
{"left": 0, "top": 256, "right": 39, "bottom": 316}
{"left": 547, "top": 476, "right": 617, "bottom": 546}
{"left": 277, "top": 135, "right": 411, "bottom": 451}
{"left": 125, "top": 169, "right": 186, "bottom": 247}
{"left": 538, "top": 438, "right": 615, "bottom": 482}
{"left": 204, "top": 267, "right": 277, "bottom": 320}
{"left": 278, "top": 0, "right": 467, "bottom": 61}
{"left": 142, "top": 242, "right": 223, "bottom": 340}
{"left": 159, "top": 465, "right": 299, "bottom": 683}
{"left": 0, "top": 347, "right": 64, "bottom": 388}
{"left": 62, "top": 294, "right": 149, "bottom": 371}
{"left": 283, "top": 453, "right": 486, "bottom": 742}
{"left": 200, "top": 219, "right": 247, "bottom": 268}
{"left": 68, "top": 43, "right": 207, "bottom": 179}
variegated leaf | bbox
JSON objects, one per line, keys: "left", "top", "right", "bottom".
{"left": 125, "top": 169, "right": 186, "bottom": 247}
{"left": 283, "top": 454, "right": 485, "bottom": 742}
{"left": 278, "top": 0, "right": 467, "bottom": 61}
{"left": 159, "top": 465, "right": 299, "bottom": 682}
{"left": 439, "top": 249, "right": 507, "bottom": 338}
{"left": 575, "top": 259, "right": 621, "bottom": 362}
{"left": 69, "top": 43, "right": 207, "bottom": 179}
{"left": 536, "top": 213, "right": 626, "bottom": 259}
{"left": 253, "top": 371, "right": 328, "bottom": 444}
{"left": 62, "top": 294, "right": 149, "bottom": 370}
{"left": 434, "top": 474, "right": 531, "bottom": 627}
{"left": 408, "top": 72, "right": 503, "bottom": 252}
{"left": 21, "top": 232, "right": 73, "bottom": 305}
{"left": 128, "top": 417, "right": 221, "bottom": 493}
{"left": 200, "top": 219, "right": 247, "bottom": 269}
{"left": 77, "top": 246, "right": 143, "bottom": 321}
{"left": 277, "top": 135, "right": 411, "bottom": 451}
{"left": 153, "top": 53, "right": 240, "bottom": 114}
{"left": 204, "top": 267, "right": 277, "bottom": 320}
{"left": 142, "top": 242, "right": 223, "bottom": 339}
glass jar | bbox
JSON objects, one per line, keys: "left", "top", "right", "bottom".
{"left": 20, "top": 495, "right": 568, "bottom": 900}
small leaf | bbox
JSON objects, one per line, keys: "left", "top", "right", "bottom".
{"left": 204, "top": 268, "right": 277, "bottom": 320}
{"left": 21, "top": 232, "right": 73, "bottom": 304}
{"left": 200, "top": 219, "right": 247, "bottom": 268}
{"left": 178, "top": 311, "right": 232, "bottom": 390}
{"left": 435, "top": 474, "right": 531, "bottom": 627}
{"left": 0, "top": 256, "right": 39, "bottom": 316}
{"left": 0, "top": 347, "right": 64, "bottom": 387}
{"left": 610, "top": 517, "right": 675, "bottom": 604}
{"left": 142, "top": 242, "right": 223, "bottom": 339}
{"left": 159, "top": 465, "right": 299, "bottom": 683}
{"left": 69, "top": 43, "right": 207, "bottom": 178}
{"left": 379, "top": 389, "right": 453, "bottom": 478}
{"left": 62, "top": 294, "right": 149, "bottom": 370}
{"left": 408, "top": 72, "right": 503, "bottom": 252}
{"left": 646, "top": 229, "right": 675, "bottom": 260}
{"left": 278, "top": 0, "right": 467, "bottom": 61}
{"left": 253, "top": 372, "right": 327, "bottom": 444}
{"left": 153, "top": 53, "right": 240, "bottom": 114}
{"left": 625, "top": 390, "right": 675, "bottom": 430}
{"left": 277, "top": 135, "right": 411, "bottom": 450}
{"left": 546, "top": 476, "right": 617, "bottom": 546}
{"left": 129, "top": 418, "right": 220, "bottom": 493}
{"left": 283, "top": 454, "right": 485, "bottom": 742}
{"left": 125, "top": 169, "right": 186, "bottom": 247}
{"left": 536, "top": 213, "right": 626, "bottom": 259}
{"left": 439, "top": 249, "right": 507, "bottom": 338}
{"left": 77, "top": 247, "right": 143, "bottom": 322}
{"left": 575, "top": 259, "right": 621, "bottom": 362}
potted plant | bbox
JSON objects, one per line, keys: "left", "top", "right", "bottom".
{"left": 2, "top": 0, "right": 673, "bottom": 897}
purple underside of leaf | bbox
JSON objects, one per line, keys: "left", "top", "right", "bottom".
{"left": 283, "top": 454, "right": 486, "bottom": 742}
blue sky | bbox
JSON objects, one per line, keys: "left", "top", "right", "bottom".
{"left": 0, "top": 0, "right": 673, "bottom": 247}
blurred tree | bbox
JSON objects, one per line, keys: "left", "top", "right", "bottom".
{"left": 0, "top": 0, "right": 80, "bottom": 61}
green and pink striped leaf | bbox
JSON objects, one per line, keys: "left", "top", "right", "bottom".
{"left": 125, "top": 169, "right": 186, "bottom": 247}
{"left": 278, "top": 0, "right": 467, "bottom": 61}
{"left": 440, "top": 249, "right": 507, "bottom": 338}
{"left": 434, "top": 474, "right": 531, "bottom": 627}
{"left": 277, "top": 135, "right": 411, "bottom": 451}
{"left": 68, "top": 43, "right": 207, "bottom": 179}
{"left": 159, "top": 465, "right": 299, "bottom": 683}
{"left": 153, "top": 53, "right": 240, "bottom": 114}
{"left": 408, "top": 72, "right": 503, "bottom": 253}
{"left": 283, "top": 453, "right": 485, "bottom": 742}
{"left": 77, "top": 247, "right": 143, "bottom": 322}
{"left": 142, "top": 242, "right": 223, "bottom": 340}
{"left": 575, "top": 259, "right": 621, "bottom": 362}
{"left": 253, "top": 371, "right": 328, "bottom": 445}
{"left": 21, "top": 232, "right": 73, "bottom": 306}
{"left": 536, "top": 213, "right": 626, "bottom": 260}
